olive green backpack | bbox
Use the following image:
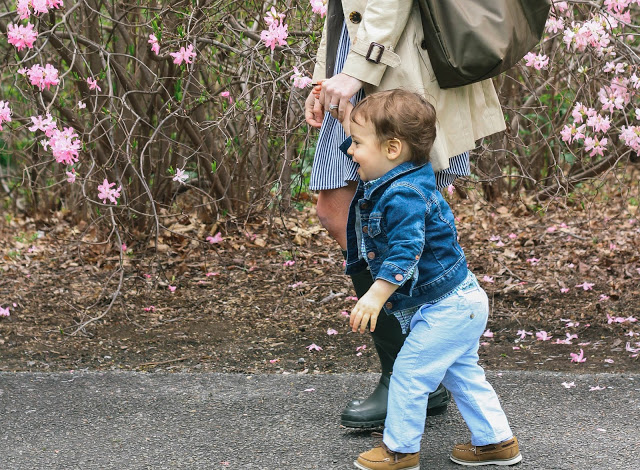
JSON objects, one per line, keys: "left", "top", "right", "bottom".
{"left": 416, "top": 0, "right": 552, "bottom": 88}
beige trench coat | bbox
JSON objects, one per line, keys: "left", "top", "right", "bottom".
{"left": 312, "top": 0, "right": 506, "bottom": 172}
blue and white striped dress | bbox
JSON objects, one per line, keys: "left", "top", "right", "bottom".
{"left": 309, "top": 21, "right": 470, "bottom": 191}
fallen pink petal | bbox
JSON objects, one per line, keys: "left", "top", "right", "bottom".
{"left": 589, "top": 385, "right": 606, "bottom": 391}
{"left": 168, "top": 285, "right": 176, "bottom": 292}
{"left": 562, "top": 381, "right": 576, "bottom": 388}
{"left": 327, "top": 328, "right": 338, "bottom": 335}
{"left": 306, "top": 343, "right": 322, "bottom": 351}
{"left": 483, "top": 329, "right": 494, "bottom": 338}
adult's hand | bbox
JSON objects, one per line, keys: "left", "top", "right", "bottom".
{"left": 319, "top": 73, "right": 363, "bottom": 123}
{"left": 304, "top": 90, "right": 324, "bottom": 129}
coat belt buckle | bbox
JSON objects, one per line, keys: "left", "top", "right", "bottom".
{"left": 365, "top": 42, "right": 385, "bottom": 64}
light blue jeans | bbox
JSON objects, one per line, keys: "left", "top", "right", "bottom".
{"left": 383, "top": 272, "right": 513, "bottom": 453}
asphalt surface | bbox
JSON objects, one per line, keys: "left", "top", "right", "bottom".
{"left": 1, "top": 370, "right": 639, "bottom": 469}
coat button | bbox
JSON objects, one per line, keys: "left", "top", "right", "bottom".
{"left": 360, "top": 202, "right": 368, "bottom": 210}
{"left": 349, "top": 11, "right": 362, "bottom": 24}
{"left": 415, "top": 255, "right": 420, "bottom": 260}
{"left": 470, "top": 314, "right": 475, "bottom": 319}
{"left": 385, "top": 302, "right": 392, "bottom": 309}
{"left": 367, "top": 251, "right": 376, "bottom": 260}
{"left": 395, "top": 274, "right": 403, "bottom": 281}
{"left": 362, "top": 226, "right": 368, "bottom": 234}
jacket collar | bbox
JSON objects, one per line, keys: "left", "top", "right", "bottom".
{"left": 362, "top": 161, "right": 428, "bottom": 200}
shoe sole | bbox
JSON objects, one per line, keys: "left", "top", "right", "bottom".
{"left": 450, "top": 453, "right": 522, "bottom": 466}
{"left": 354, "top": 460, "right": 420, "bottom": 470}
{"left": 341, "top": 404, "right": 448, "bottom": 428}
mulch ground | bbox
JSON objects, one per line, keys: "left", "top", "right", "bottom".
{"left": 1, "top": 178, "right": 639, "bottom": 375}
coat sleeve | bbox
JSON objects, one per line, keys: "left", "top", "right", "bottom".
{"left": 312, "top": 15, "right": 329, "bottom": 83}
{"left": 375, "top": 183, "right": 429, "bottom": 287}
{"left": 341, "top": 0, "right": 413, "bottom": 87}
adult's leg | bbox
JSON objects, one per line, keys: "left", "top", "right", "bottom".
{"left": 315, "top": 183, "right": 357, "bottom": 250}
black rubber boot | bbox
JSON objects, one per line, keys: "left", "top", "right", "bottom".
{"left": 340, "top": 265, "right": 450, "bottom": 428}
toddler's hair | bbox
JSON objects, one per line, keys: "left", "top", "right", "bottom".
{"left": 350, "top": 89, "right": 436, "bottom": 164}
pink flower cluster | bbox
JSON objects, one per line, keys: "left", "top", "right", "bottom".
{"left": 148, "top": 34, "right": 160, "bottom": 55}
{"left": 7, "top": 22, "right": 38, "bottom": 50}
{"left": 260, "top": 7, "right": 288, "bottom": 51}
{"left": 563, "top": 17, "right": 612, "bottom": 56}
{"left": 44, "top": 127, "right": 82, "bottom": 165}
{"left": 310, "top": 0, "right": 327, "bottom": 17}
{"left": 620, "top": 125, "right": 640, "bottom": 151}
{"left": 97, "top": 179, "right": 122, "bottom": 205}
{"left": 28, "top": 113, "right": 57, "bottom": 135}
{"left": 20, "top": 63, "right": 60, "bottom": 90}
{"left": 523, "top": 52, "right": 549, "bottom": 70}
{"left": 0, "top": 101, "right": 12, "bottom": 131}
{"left": 291, "top": 67, "right": 312, "bottom": 88}
{"left": 170, "top": 44, "right": 197, "bottom": 65}
{"left": 17, "top": 0, "right": 63, "bottom": 20}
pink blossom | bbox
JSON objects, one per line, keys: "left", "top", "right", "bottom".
{"left": 206, "top": 232, "right": 223, "bottom": 244}
{"left": 143, "top": 306, "right": 156, "bottom": 312}
{"left": 77, "top": 101, "right": 86, "bottom": 109}
{"left": 583, "top": 136, "right": 608, "bottom": 157}
{"left": 148, "top": 34, "right": 160, "bottom": 55}
{"left": 291, "top": 67, "right": 312, "bottom": 89}
{"left": 340, "top": 310, "right": 350, "bottom": 317}
{"left": 560, "top": 123, "right": 586, "bottom": 144}
{"left": 17, "top": 0, "right": 31, "bottom": 19}
{"left": 206, "top": 272, "right": 220, "bottom": 277}
{"left": 619, "top": 125, "right": 640, "bottom": 151}
{"left": 25, "top": 63, "right": 60, "bottom": 90}
{"left": 28, "top": 113, "right": 57, "bottom": 135}
{"left": 7, "top": 23, "right": 38, "bottom": 50}
{"left": 306, "top": 343, "right": 322, "bottom": 351}
{"left": 269, "top": 358, "right": 279, "bottom": 364}
{"left": 261, "top": 10, "right": 288, "bottom": 51}
{"left": 482, "top": 275, "right": 494, "bottom": 283}
{"left": 283, "top": 260, "right": 295, "bottom": 267}
{"left": 599, "top": 294, "right": 610, "bottom": 301}
{"left": 536, "top": 331, "right": 552, "bottom": 341}
{"left": 0, "top": 306, "right": 9, "bottom": 317}
{"left": 173, "top": 168, "right": 188, "bottom": 184}
{"left": 554, "top": 1, "right": 569, "bottom": 13}
{"left": 575, "top": 281, "right": 594, "bottom": 291}
{"left": 625, "top": 342, "right": 640, "bottom": 353}
{"left": 346, "top": 296, "right": 358, "bottom": 301}
{"left": 356, "top": 344, "right": 367, "bottom": 352}
{"left": 586, "top": 114, "right": 611, "bottom": 134}
{"left": 604, "top": 358, "right": 615, "bottom": 363}
{"left": 508, "top": 233, "right": 517, "bottom": 239}
{"left": 570, "top": 349, "right": 586, "bottom": 363}
{"left": 220, "top": 91, "right": 232, "bottom": 103}
{"left": 562, "top": 381, "right": 576, "bottom": 389}
{"left": 517, "top": 330, "right": 532, "bottom": 340}
{"left": 310, "top": 0, "right": 327, "bottom": 17}
{"left": 170, "top": 44, "right": 197, "bottom": 65}
{"left": 168, "top": 285, "right": 176, "bottom": 292}
{"left": 288, "top": 281, "right": 303, "bottom": 288}
{"left": 47, "top": 127, "right": 82, "bottom": 165}
{"left": 86, "top": 77, "right": 101, "bottom": 91}
{"left": 483, "top": 329, "right": 494, "bottom": 338}
{"left": 327, "top": 328, "right": 338, "bottom": 335}
{"left": 589, "top": 385, "right": 605, "bottom": 391}
{"left": 0, "top": 101, "right": 12, "bottom": 131}
{"left": 66, "top": 169, "right": 76, "bottom": 183}
{"left": 523, "top": 52, "right": 549, "bottom": 70}
{"left": 97, "top": 178, "right": 122, "bottom": 204}
{"left": 545, "top": 17, "right": 564, "bottom": 34}
{"left": 526, "top": 257, "right": 540, "bottom": 265}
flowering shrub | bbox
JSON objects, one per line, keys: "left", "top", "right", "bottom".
{"left": 0, "top": 0, "right": 324, "bottom": 231}
{"left": 486, "top": 0, "right": 640, "bottom": 200}
{"left": 0, "top": 0, "right": 637, "bottom": 233}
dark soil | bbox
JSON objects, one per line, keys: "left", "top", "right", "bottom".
{"left": 1, "top": 188, "right": 639, "bottom": 375}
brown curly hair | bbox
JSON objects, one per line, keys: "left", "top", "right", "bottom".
{"left": 350, "top": 89, "right": 437, "bottom": 164}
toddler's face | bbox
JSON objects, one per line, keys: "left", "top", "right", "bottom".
{"left": 348, "top": 120, "right": 397, "bottom": 182}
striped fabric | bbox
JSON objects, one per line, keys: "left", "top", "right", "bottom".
{"left": 309, "top": 21, "right": 470, "bottom": 192}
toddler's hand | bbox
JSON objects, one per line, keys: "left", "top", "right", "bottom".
{"left": 350, "top": 292, "right": 382, "bottom": 333}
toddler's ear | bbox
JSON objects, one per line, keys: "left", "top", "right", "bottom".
{"left": 386, "top": 138, "right": 403, "bottom": 160}
{"left": 340, "top": 102, "right": 354, "bottom": 135}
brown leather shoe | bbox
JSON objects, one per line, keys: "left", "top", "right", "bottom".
{"left": 450, "top": 436, "right": 522, "bottom": 466}
{"left": 354, "top": 442, "right": 420, "bottom": 470}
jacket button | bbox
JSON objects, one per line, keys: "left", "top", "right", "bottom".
{"left": 470, "top": 314, "right": 475, "bottom": 319}
{"left": 385, "top": 302, "right": 392, "bottom": 309}
{"left": 360, "top": 202, "right": 368, "bottom": 210}
{"left": 362, "top": 226, "right": 368, "bottom": 234}
{"left": 395, "top": 274, "right": 403, "bottom": 281}
{"left": 367, "top": 251, "right": 376, "bottom": 260}
{"left": 349, "top": 11, "right": 362, "bottom": 24}
{"left": 415, "top": 255, "right": 420, "bottom": 260}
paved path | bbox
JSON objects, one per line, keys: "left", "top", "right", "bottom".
{"left": 1, "top": 371, "right": 639, "bottom": 469}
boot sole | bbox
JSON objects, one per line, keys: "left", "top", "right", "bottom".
{"left": 450, "top": 453, "right": 522, "bottom": 466}
{"left": 354, "top": 460, "right": 420, "bottom": 470}
{"left": 340, "top": 404, "right": 449, "bottom": 428}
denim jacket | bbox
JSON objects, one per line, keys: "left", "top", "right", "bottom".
{"left": 345, "top": 156, "right": 468, "bottom": 319}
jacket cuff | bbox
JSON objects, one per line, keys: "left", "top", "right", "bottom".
{"left": 376, "top": 261, "right": 414, "bottom": 287}
{"left": 341, "top": 42, "right": 400, "bottom": 87}
{"left": 339, "top": 136, "right": 352, "bottom": 157}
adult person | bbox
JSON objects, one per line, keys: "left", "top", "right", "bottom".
{"left": 304, "top": 0, "right": 505, "bottom": 429}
